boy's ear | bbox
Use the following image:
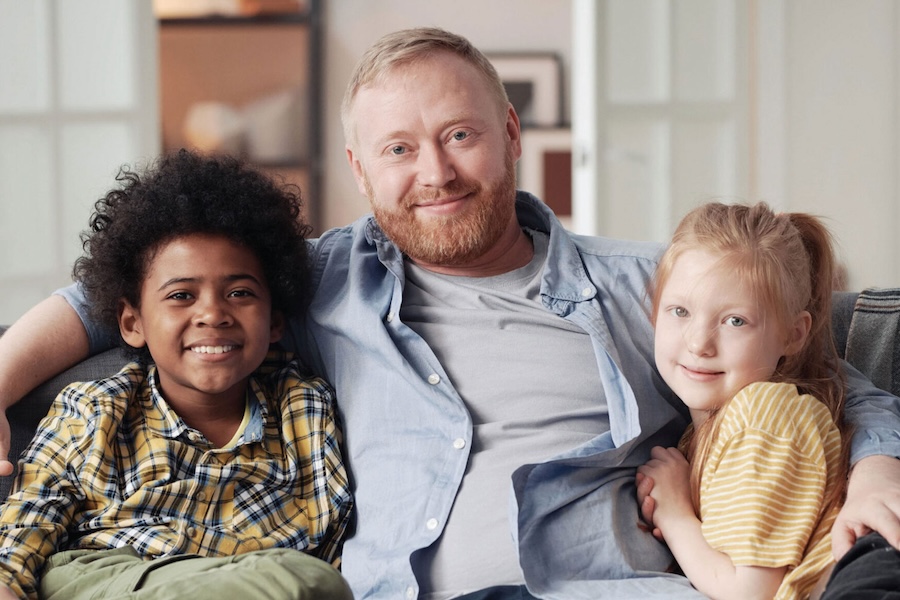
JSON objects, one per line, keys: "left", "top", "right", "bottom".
{"left": 784, "top": 310, "right": 812, "bottom": 356}
{"left": 269, "top": 311, "right": 285, "bottom": 345}
{"left": 118, "top": 300, "right": 147, "bottom": 349}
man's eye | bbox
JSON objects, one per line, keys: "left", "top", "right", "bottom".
{"left": 452, "top": 130, "right": 468, "bottom": 141}
{"left": 727, "top": 316, "right": 746, "bottom": 327}
{"left": 390, "top": 146, "right": 406, "bottom": 155}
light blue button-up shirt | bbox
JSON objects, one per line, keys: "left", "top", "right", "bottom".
{"left": 67, "top": 192, "right": 900, "bottom": 599}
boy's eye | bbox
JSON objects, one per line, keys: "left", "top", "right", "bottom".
{"left": 726, "top": 316, "right": 746, "bottom": 327}
{"left": 167, "top": 291, "right": 192, "bottom": 301}
{"left": 229, "top": 289, "right": 255, "bottom": 298}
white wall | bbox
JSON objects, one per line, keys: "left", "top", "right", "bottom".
{"left": 572, "top": 0, "right": 900, "bottom": 291}
{"left": 0, "top": 0, "right": 159, "bottom": 325}
{"left": 319, "top": 0, "right": 573, "bottom": 230}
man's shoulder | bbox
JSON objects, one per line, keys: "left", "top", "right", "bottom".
{"left": 567, "top": 230, "right": 664, "bottom": 263}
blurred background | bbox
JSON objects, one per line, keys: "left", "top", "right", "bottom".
{"left": 1, "top": 0, "right": 899, "bottom": 324}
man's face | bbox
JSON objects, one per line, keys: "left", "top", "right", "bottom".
{"left": 345, "top": 52, "right": 522, "bottom": 270}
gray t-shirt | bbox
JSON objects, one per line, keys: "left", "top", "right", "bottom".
{"left": 402, "top": 230, "right": 610, "bottom": 598}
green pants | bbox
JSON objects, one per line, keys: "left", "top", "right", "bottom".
{"left": 39, "top": 547, "right": 353, "bottom": 600}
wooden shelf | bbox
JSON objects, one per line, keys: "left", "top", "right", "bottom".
{"left": 156, "top": 0, "right": 323, "bottom": 232}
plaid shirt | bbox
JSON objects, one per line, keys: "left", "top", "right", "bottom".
{"left": 0, "top": 352, "right": 352, "bottom": 598}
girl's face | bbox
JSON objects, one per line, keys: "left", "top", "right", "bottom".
{"left": 654, "top": 248, "right": 807, "bottom": 424}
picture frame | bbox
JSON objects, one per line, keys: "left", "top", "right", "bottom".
{"left": 487, "top": 53, "right": 562, "bottom": 128}
{"left": 518, "top": 128, "right": 572, "bottom": 225}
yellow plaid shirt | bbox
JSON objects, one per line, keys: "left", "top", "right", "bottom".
{"left": 0, "top": 352, "right": 352, "bottom": 598}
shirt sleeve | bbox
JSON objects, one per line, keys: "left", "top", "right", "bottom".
{"left": 271, "top": 360, "right": 352, "bottom": 566}
{"left": 53, "top": 282, "right": 118, "bottom": 355}
{"left": 0, "top": 384, "right": 92, "bottom": 598}
{"left": 699, "top": 388, "right": 829, "bottom": 568}
{"left": 842, "top": 360, "right": 900, "bottom": 463}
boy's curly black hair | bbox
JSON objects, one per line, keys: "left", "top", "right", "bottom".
{"left": 73, "top": 149, "right": 312, "bottom": 351}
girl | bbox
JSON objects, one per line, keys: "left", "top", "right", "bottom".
{"left": 638, "top": 202, "right": 850, "bottom": 600}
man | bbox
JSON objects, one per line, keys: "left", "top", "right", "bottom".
{"left": 1, "top": 28, "right": 899, "bottom": 599}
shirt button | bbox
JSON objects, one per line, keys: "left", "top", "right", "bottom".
{"left": 453, "top": 438, "right": 466, "bottom": 450}
{"left": 427, "top": 374, "right": 440, "bottom": 385}
{"left": 187, "top": 431, "right": 203, "bottom": 443}
{"left": 426, "top": 518, "right": 438, "bottom": 530}
{"left": 386, "top": 312, "right": 394, "bottom": 323}
{"left": 581, "top": 287, "right": 592, "bottom": 297}
{"left": 196, "top": 491, "right": 206, "bottom": 502}
{"left": 186, "top": 526, "right": 197, "bottom": 537}
{"left": 406, "top": 587, "right": 415, "bottom": 599}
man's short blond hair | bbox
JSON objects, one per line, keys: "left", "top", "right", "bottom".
{"left": 341, "top": 27, "right": 510, "bottom": 147}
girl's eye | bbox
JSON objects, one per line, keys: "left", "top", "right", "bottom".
{"left": 726, "top": 316, "right": 746, "bottom": 327}
{"left": 672, "top": 306, "right": 688, "bottom": 318}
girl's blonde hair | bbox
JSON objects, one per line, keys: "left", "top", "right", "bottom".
{"left": 651, "top": 201, "right": 850, "bottom": 516}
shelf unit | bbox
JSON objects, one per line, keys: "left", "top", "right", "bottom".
{"left": 157, "top": 0, "right": 323, "bottom": 231}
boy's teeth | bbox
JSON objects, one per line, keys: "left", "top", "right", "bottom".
{"left": 191, "top": 345, "right": 235, "bottom": 354}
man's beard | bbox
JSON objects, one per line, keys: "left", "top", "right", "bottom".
{"left": 367, "top": 151, "right": 518, "bottom": 267}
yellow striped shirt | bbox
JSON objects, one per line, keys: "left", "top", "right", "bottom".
{"left": 696, "top": 381, "right": 842, "bottom": 600}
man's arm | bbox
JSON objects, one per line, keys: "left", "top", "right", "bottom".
{"left": 0, "top": 295, "right": 90, "bottom": 473}
{"left": 833, "top": 455, "right": 900, "bottom": 557}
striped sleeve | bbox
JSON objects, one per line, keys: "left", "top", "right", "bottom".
{"left": 699, "top": 382, "right": 837, "bottom": 568}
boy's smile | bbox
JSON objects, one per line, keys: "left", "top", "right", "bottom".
{"left": 118, "top": 234, "right": 282, "bottom": 417}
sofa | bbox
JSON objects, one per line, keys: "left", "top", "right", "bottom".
{"left": 0, "top": 289, "right": 897, "bottom": 503}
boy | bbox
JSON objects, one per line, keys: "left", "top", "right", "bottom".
{"left": 0, "top": 150, "right": 352, "bottom": 599}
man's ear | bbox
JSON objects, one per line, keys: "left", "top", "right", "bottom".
{"left": 346, "top": 146, "right": 369, "bottom": 197}
{"left": 505, "top": 103, "right": 523, "bottom": 162}
{"left": 784, "top": 310, "right": 812, "bottom": 356}
{"left": 269, "top": 311, "right": 285, "bottom": 345}
{"left": 118, "top": 300, "right": 147, "bottom": 349}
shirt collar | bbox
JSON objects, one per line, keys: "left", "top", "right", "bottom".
{"left": 144, "top": 366, "right": 266, "bottom": 445}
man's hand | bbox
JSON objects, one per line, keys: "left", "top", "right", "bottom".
{"left": 832, "top": 454, "right": 900, "bottom": 558}
{"left": 0, "top": 584, "right": 18, "bottom": 600}
{"left": 0, "top": 412, "right": 12, "bottom": 477}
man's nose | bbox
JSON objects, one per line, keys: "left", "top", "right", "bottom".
{"left": 416, "top": 144, "right": 455, "bottom": 188}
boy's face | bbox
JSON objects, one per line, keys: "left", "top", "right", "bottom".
{"left": 118, "top": 234, "right": 282, "bottom": 410}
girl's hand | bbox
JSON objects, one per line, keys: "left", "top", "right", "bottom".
{"left": 637, "top": 446, "right": 694, "bottom": 540}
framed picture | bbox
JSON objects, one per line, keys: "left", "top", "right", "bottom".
{"left": 487, "top": 53, "right": 562, "bottom": 127}
{"left": 518, "top": 128, "right": 572, "bottom": 224}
